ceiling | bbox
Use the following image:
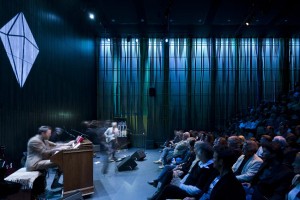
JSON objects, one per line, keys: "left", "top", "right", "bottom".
{"left": 59, "top": 0, "right": 300, "bottom": 38}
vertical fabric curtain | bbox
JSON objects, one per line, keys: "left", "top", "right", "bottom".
{"left": 290, "top": 38, "right": 300, "bottom": 88}
{"left": 97, "top": 38, "right": 298, "bottom": 147}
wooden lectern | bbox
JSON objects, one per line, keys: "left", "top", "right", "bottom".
{"left": 50, "top": 139, "right": 94, "bottom": 196}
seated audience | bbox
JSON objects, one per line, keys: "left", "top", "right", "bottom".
{"left": 287, "top": 152, "right": 300, "bottom": 199}
{"left": 243, "top": 141, "right": 294, "bottom": 200}
{"left": 148, "top": 138, "right": 196, "bottom": 188}
{"left": 232, "top": 140, "right": 263, "bottom": 182}
{"left": 151, "top": 142, "right": 218, "bottom": 200}
{"left": 155, "top": 132, "right": 190, "bottom": 168}
{"left": 193, "top": 146, "right": 246, "bottom": 200}
{"left": 227, "top": 135, "right": 243, "bottom": 162}
{"left": 256, "top": 135, "right": 272, "bottom": 158}
{"left": 153, "top": 131, "right": 183, "bottom": 165}
{"left": 213, "top": 137, "right": 227, "bottom": 148}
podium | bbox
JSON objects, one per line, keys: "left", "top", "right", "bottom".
{"left": 50, "top": 139, "right": 94, "bottom": 196}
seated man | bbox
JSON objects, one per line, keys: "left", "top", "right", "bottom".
{"left": 184, "top": 146, "right": 246, "bottom": 200}
{"left": 149, "top": 142, "right": 219, "bottom": 200}
{"left": 200, "top": 146, "right": 246, "bottom": 200}
{"left": 148, "top": 138, "right": 196, "bottom": 188}
{"left": 160, "top": 132, "right": 190, "bottom": 168}
{"left": 243, "top": 141, "right": 294, "bottom": 200}
{"left": 232, "top": 140, "right": 263, "bottom": 182}
{"left": 153, "top": 130, "right": 184, "bottom": 165}
{"left": 25, "top": 126, "right": 73, "bottom": 189}
{"left": 287, "top": 152, "right": 300, "bottom": 200}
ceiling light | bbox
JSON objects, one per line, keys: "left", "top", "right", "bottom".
{"left": 107, "top": 38, "right": 110, "bottom": 42}
{"left": 135, "top": 38, "right": 139, "bottom": 43}
{"left": 89, "top": 13, "right": 95, "bottom": 20}
{"left": 165, "top": 38, "right": 168, "bottom": 43}
{"left": 245, "top": 22, "right": 250, "bottom": 26}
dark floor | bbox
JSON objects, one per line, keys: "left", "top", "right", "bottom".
{"left": 44, "top": 148, "right": 162, "bottom": 200}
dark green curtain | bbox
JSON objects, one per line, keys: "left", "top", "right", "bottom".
{"left": 97, "top": 38, "right": 299, "bottom": 147}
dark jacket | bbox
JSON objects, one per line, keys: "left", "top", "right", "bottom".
{"left": 210, "top": 171, "right": 246, "bottom": 200}
{"left": 251, "top": 162, "right": 294, "bottom": 200}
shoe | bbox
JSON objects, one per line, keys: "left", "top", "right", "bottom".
{"left": 153, "top": 160, "right": 162, "bottom": 164}
{"left": 51, "top": 182, "right": 63, "bottom": 189}
{"left": 158, "top": 165, "right": 164, "bottom": 169}
{"left": 147, "top": 180, "right": 158, "bottom": 188}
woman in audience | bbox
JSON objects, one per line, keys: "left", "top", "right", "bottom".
{"left": 287, "top": 152, "right": 300, "bottom": 199}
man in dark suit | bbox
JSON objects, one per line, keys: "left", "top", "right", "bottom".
{"left": 25, "top": 126, "right": 73, "bottom": 189}
{"left": 209, "top": 146, "right": 246, "bottom": 200}
{"left": 153, "top": 142, "right": 219, "bottom": 200}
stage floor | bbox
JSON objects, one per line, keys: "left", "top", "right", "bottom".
{"left": 44, "top": 148, "right": 162, "bottom": 200}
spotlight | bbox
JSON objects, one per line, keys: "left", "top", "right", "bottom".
{"left": 245, "top": 22, "right": 250, "bottom": 26}
{"left": 107, "top": 38, "right": 110, "bottom": 42}
{"left": 89, "top": 13, "right": 95, "bottom": 20}
{"left": 165, "top": 38, "right": 169, "bottom": 43}
{"left": 135, "top": 38, "right": 139, "bottom": 43}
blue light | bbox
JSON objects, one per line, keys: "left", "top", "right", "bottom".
{"left": 89, "top": 13, "right": 95, "bottom": 20}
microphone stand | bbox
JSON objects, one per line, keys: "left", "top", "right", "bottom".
{"left": 71, "top": 129, "right": 90, "bottom": 139}
{"left": 142, "top": 132, "right": 146, "bottom": 152}
{"left": 63, "top": 130, "right": 76, "bottom": 139}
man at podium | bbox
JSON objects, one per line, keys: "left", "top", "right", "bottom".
{"left": 25, "top": 126, "right": 74, "bottom": 189}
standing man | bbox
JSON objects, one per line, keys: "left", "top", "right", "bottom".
{"left": 104, "top": 122, "right": 119, "bottom": 161}
{"left": 25, "top": 126, "right": 73, "bottom": 189}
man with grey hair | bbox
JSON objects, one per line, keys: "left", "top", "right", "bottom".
{"left": 232, "top": 140, "right": 263, "bottom": 182}
{"left": 104, "top": 122, "right": 119, "bottom": 161}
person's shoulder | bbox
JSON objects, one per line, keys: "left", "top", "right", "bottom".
{"left": 29, "top": 134, "right": 39, "bottom": 141}
{"left": 252, "top": 154, "right": 263, "bottom": 162}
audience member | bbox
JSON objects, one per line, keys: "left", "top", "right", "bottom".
{"left": 148, "top": 138, "right": 196, "bottom": 188}
{"left": 232, "top": 140, "right": 263, "bottom": 182}
{"left": 287, "top": 152, "right": 300, "bottom": 199}
{"left": 198, "top": 146, "right": 245, "bottom": 200}
{"left": 256, "top": 134, "right": 272, "bottom": 158}
{"left": 243, "top": 142, "right": 294, "bottom": 200}
{"left": 151, "top": 142, "right": 218, "bottom": 200}
{"left": 227, "top": 136, "right": 243, "bottom": 162}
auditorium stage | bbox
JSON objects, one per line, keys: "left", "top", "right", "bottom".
{"left": 45, "top": 148, "right": 162, "bottom": 200}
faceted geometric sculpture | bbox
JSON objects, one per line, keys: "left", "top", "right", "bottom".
{"left": 0, "top": 12, "right": 39, "bottom": 87}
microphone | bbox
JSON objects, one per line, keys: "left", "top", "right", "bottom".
{"left": 54, "top": 127, "right": 76, "bottom": 138}
{"left": 64, "top": 130, "right": 76, "bottom": 138}
{"left": 71, "top": 129, "right": 89, "bottom": 138}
